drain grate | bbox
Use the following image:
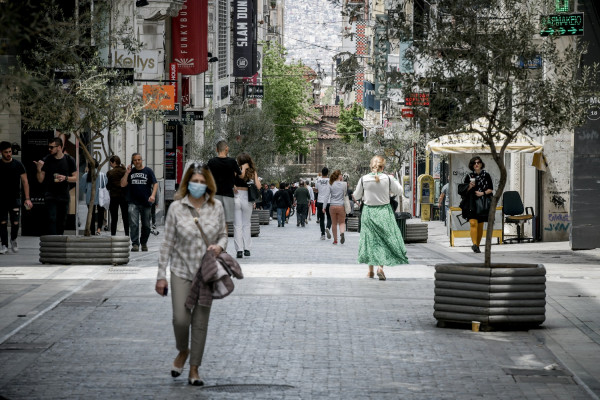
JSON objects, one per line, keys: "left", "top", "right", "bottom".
{"left": 200, "top": 384, "right": 294, "bottom": 393}
{"left": 503, "top": 368, "right": 575, "bottom": 384}
{"left": 108, "top": 267, "right": 140, "bottom": 274}
{"left": 0, "top": 342, "right": 53, "bottom": 353}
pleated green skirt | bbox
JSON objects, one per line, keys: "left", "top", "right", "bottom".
{"left": 358, "top": 204, "right": 409, "bottom": 266}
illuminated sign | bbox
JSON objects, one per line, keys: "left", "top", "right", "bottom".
{"left": 540, "top": 13, "right": 583, "bottom": 36}
{"left": 555, "top": 0, "right": 571, "bottom": 12}
{"left": 405, "top": 93, "right": 429, "bottom": 107}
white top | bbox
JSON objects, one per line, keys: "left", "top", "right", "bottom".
{"left": 315, "top": 176, "right": 330, "bottom": 204}
{"left": 353, "top": 173, "right": 402, "bottom": 206}
{"left": 323, "top": 180, "right": 347, "bottom": 206}
{"left": 307, "top": 185, "right": 314, "bottom": 201}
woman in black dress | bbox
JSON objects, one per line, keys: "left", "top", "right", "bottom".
{"left": 460, "top": 156, "right": 494, "bottom": 253}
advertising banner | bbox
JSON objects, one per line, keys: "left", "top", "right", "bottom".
{"left": 233, "top": 0, "right": 256, "bottom": 77}
{"left": 143, "top": 85, "right": 175, "bottom": 110}
{"left": 172, "top": 0, "right": 208, "bottom": 75}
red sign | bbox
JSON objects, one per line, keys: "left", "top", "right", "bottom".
{"left": 405, "top": 93, "right": 430, "bottom": 106}
{"left": 169, "top": 63, "right": 178, "bottom": 103}
{"left": 402, "top": 108, "right": 414, "bottom": 118}
{"left": 172, "top": 0, "right": 208, "bottom": 75}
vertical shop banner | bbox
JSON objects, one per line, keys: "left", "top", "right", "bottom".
{"left": 176, "top": 146, "right": 184, "bottom": 184}
{"left": 233, "top": 0, "right": 256, "bottom": 77}
{"left": 172, "top": 0, "right": 208, "bottom": 75}
{"left": 169, "top": 63, "right": 178, "bottom": 103}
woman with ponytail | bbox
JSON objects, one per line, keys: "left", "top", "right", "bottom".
{"left": 353, "top": 155, "right": 408, "bottom": 280}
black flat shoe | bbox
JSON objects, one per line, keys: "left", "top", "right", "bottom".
{"left": 171, "top": 366, "right": 183, "bottom": 377}
{"left": 237, "top": 251, "right": 243, "bottom": 258}
{"left": 244, "top": 250, "right": 250, "bottom": 257}
{"left": 471, "top": 245, "right": 481, "bottom": 253}
{"left": 188, "top": 377, "right": 204, "bottom": 386}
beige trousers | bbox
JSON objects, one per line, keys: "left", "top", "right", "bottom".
{"left": 171, "top": 273, "right": 211, "bottom": 366}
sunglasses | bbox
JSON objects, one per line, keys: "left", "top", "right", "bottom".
{"left": 48, "top": 145, "right": 58, "bottom": 149}
{"left": 474, "top": 161, "right": 482, "bottom": 164}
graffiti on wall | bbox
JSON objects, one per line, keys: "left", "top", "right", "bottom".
{"left": 544, "top": 212, "right": 570, "bottom": 232}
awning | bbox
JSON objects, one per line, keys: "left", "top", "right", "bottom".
{"left": 426, "top": 117, "right": 543, "bottom": 155}
{"left": 425, "top": 118, "right": 546, "bottom": 170}
{"left": 426, "top": 132, "right": 543, "bottom": 154}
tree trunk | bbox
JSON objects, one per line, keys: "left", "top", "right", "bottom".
{"left": 484, "top": 151, "right": 508, "bottom": 267}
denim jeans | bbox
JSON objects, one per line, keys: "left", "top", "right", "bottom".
{"left": 276, "top": 207, "right": 286, "bottom": 227}
{"left": 46, "top": 199, "right": 69, "bottom": 235}
{"left": 128, "top": 203, "right": 151, "bottom": 245}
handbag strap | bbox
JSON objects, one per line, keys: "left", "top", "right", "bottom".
{"left": 189, "top": 207, "right": 211, "bottom": 247}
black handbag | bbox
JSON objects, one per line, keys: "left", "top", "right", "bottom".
{"left": 475, "top": 195, "right": 491, "bottom": 217}
{"left": 248, "top": 182, "right": 261, "bottom": 203}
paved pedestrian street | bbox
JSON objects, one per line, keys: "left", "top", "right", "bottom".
{"left": 1, "top": 219, "right": 600, "bottom": 399}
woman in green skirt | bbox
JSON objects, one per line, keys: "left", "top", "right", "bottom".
{"left": 353, "top": 155, "right": 408, "bottom": 280}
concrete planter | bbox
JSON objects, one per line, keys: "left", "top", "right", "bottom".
{"left": 39, "top": 235, "right": 130, "bottom": 265}
{"left": 434, "top": 263, "right": 546, "bottom": 330}
{"left": 405, "top": 223, "right": 428, "bottom": 243}
{"left": 255, "top": 209, "right": 271, "bottom": 225}
{"left": 227, "top": 214, "right": 260, "bottom": 237}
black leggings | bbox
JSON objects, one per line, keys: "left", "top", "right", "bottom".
{"left": 109, "top": 197, "right": 129, "bottom": 236}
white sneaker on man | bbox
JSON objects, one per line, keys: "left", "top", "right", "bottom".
{"left": 0, "top": 245, "right": 8, "bottom": 254}
{"left": 10, "top": 240, "right": 18, "bottom": 253}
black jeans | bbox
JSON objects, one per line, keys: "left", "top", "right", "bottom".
{"left": 46, "top": 198, "right": 69, "bottom": 235}
{"left": 296, "top": 203, "right": 308, "bottom": 226}
{"left": 0, "top": 198, "right": 20, "bottom": 246}
{"left": 109, "top": 197, "right": 129, "bottom": 236}
{"left": 316, "top": 202, "right": 331, "bottom": 235}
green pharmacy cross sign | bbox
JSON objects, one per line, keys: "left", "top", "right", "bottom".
{"left": 540, "top": 13, "right": 583, "bottom": 36}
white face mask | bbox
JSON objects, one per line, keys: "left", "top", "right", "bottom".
{"left": 188, "top": 182, "right": 207, "bottom": 198}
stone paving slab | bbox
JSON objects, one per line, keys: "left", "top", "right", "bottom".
{"left": 0, "top": 219, "right": 599, "bottom": 399}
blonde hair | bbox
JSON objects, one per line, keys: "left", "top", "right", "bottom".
{"left": 370, "top": 155, "right": 385, "bottom": 182}
{"left": 175, "top": 163, "right": 216, "bottom": 204}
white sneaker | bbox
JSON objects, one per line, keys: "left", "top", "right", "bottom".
{"left": 10, "top": 240, "right": 18, "bottom": 253}
{"left": 0, "top": 245, "right": 7, "bottom": 254}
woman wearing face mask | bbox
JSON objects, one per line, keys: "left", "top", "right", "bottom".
{"left": 155, "top": 163, "right": 227, "bottom": 386}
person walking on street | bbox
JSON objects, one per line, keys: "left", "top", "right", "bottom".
{"left": 34, "top": 137, "right": 77, "bottom": 235}
{"left": 120, "top": 153, "right": 158, "bottom": 252}
{"left": 273, "top": 182, "right": 291, "bottom": 227}
{"left": 306, "top": 181, "right": 314, "bottom": 221}
{"left": 81, "top": 160, "right": 107, "bottom": 235}
{"left": 233, "top": 153, "right": 261, "bottom": 259}
{"left": 106, "top": 155, "right": 129, "bottom": 236}
{"left": 458, "top": 156, "right": 494, "bottom": 253}
{"left": 353, "top": 155, "right": 408, "bottom": 280}
{"left": 0, "top": 141, "right": 33, "bottom": 254}
{"left": 439, "top": 181, "right": 449, "bottom": 225}
{"left": 322, "top": 169, "right": 347, "bottom": 245}
{"left": 207, "top": 140, "right": 242, "bottom": 224}
{"left": 155, "top": 163, "right": 228, "bottom": 387}
{"left": 269, "top": 183, "right": 277, "bottom": 219}
{"left": 293, "top": 181, "right": 310, "bottom": 227}
{"left": 261, "top": 183, "right": 273, "bottom": 213}
{"left": 315, "top": 167, "right": 332, "bottom": 240}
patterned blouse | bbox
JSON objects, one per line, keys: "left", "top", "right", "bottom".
{"left": 157, "top": 195, "right": 228, "bottom": 282}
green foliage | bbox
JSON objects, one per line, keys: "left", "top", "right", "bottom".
{"left": 262, "top": 41, "right": 317, "bottom": 155}
{"left": 336, "top": 100, "right": 364, "bottom": 142}
{"left": 4, "top": 1, "right": 162, "bottom": 235}
{"left": 394, "top": 0, "right": 600, "bottom": 263}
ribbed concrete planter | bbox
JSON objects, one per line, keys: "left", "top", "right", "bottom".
{"left": 227, "top": 214, "right": 260, "bottom": 237}
{"left": 405, "top": 223, "right": 428, "bottom": 243}
{"left": 255, "top": 209, "right": 270, "bottom": 225}
{"left": 346, "top": 217, "right": 359, "bottom": 232}
{"left": 39, "top": 235, "right": 130, "bottom": 265}
{"left": 434, "top": 263, "right": 546, "bottom": 330}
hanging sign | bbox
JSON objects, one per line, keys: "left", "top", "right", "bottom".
{"left": 172, "top": 0, "right": 209, "bottom": 74}
{"left": 540, "top": 13, "right": 583, "bottom": 36}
